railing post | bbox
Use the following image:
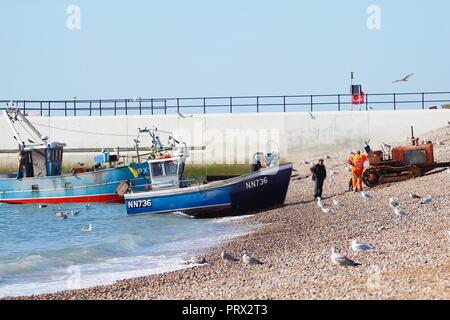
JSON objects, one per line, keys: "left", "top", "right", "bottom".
{"left": 90, "top": 101, "right": 93, "bottom": 116}
{"left": 310, "top": 95, "right": 313, "bottom": 112}
{"left": 164, "top": 99, "right": 167, "bottom": 115}
{"left": 177, "top": 98, "right": 180, "bottom": 114}
{"left": 283, "top": 96, "right": 286, "bottom": 112}
{"left": 338, "top": 94, "right": 341, "bottom": 111}
{"left": 23, "top": 101, "right": 26, "bottom": 114}
{"left": 256, "top": 96, "right": 259, "bottom": 113}
{"left": 40, "top": 101, "right": 43, "bottom": 116}
{"left": 113, "top": 100, "right": 116, "bottom": 116}
{"left": 203, "top": 98, "right": 206, "bottom": 114}
{"left": 139, "top": 100, "right": 142, "bottom": 115}
{"left": 74, "top": 100, "right": 77, "bottom": 116}
{"left": 151, "top": 99, "right": 153, "bottom": 115}
{"left": 48, "top": 101, "right": 51, "bottom": 117}
{"left": 230, "top": 97, "right": 232, "bottom": 113}
{"left": 99, "top": 100, "right": 102, "bottom": 116}
{"left": 125, "top": 99, "right": 128, "bottom": 115}
{"left": 422, "top": 93, "right": 425, "bottom": 109}
{"left": 64, "top": 101, "right": 67, "bottom": 116}
{"left": 393, "top": 93, "right": 396, "bottom": 110}
{"left": 365, "top": 93, "right": 368, "bottom": 111}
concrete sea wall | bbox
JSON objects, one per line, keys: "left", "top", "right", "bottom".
{"left": 0, "top": 110, "right": 449, "bottom": 173}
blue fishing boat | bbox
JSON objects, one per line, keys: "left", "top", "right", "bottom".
{"left": 0, "top": 108, "right": 187, "bottom": 204}
{"left": 125, "top": 163, "right": 293, "bottom": 218}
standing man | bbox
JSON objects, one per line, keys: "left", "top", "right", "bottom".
{"left": 347, "top": 150, "right": 368, "bottom": 192}
{"left": 311, "top": 159, "right": 327, "bottom": 199}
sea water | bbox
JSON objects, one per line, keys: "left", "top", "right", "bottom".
{"left": 0, "top": 203, "right": 252, "bottom": 298}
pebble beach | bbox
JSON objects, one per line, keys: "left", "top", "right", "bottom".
{"left": 5, "top": 127, "right": 450, "bottom": 300}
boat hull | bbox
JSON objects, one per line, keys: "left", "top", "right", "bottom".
{"left": 0, "top": 163, "right": 151, "bottom": 204}
{"left": 125, "top": 163, "right": 293, "bottom": 218}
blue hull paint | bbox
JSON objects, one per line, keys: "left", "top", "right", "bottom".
{"left": 125, "top": 163, "right": 293, "bottom": 218}
{"left": 0, "top": 162, "right": 151, "bottom": 204}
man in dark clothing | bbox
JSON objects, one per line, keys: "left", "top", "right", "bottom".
{"left": 311, "top": 159, "right": 327, "bottom": 199}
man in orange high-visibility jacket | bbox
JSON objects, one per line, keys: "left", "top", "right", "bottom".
{"left": 347, "top": 150, "right": 367, "bottom": 192}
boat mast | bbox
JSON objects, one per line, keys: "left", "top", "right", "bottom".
{"left": 3, "top": 108, "right": 47, "bottom": 150}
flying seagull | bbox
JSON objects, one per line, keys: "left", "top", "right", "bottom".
{"left": 393, "top": 73, "right": 414, "bottom": 84}
{"left": 242, "top": 251, "right": 263, "bottom": 265}
{"left": 330, "top": 247, "right": 360, "bottom": 267}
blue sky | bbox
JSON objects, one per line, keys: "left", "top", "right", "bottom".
{"left": 1, "top": 0, "right": 449, "bottom": 100}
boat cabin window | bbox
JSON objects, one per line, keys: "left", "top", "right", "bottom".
{"left": 164, "top": 160, "right": 178, "bottom": 176}
{"left": 151, "top": 162, "right": 164, "bottom": 177}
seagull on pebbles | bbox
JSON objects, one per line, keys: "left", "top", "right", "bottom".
{"left": 221, "top": 251, "right": 238, "bottom": 263}
{"left": 317, "top": 197, "right": 325, "bottom": 208}
{"left": 322, "top": 207, "right": 335, "bottom": 214}
{"left": 420, "top": 195, "right": 433, "bottom": 205}
{"left": 330, "top": 247, "right": 361, "bottom": 267}
{"left": 389, "top": 197, "right": 400, "bottom": 209}
{"left": 361, "top": 191, "right": 371, "bottom": 199}
{"left": 409, "top": 192, "right": 422, "bottom": 199}
{"left": 351, "top": 240, "right": 375, "bottom": 252}
{"left": 189, "top": 256, "right": 207, "bottom": 264}
{"left": 394, "top": 206, "right": 408, "bottom": 217}
{"left": 242, "top": 251, "right": 263, "bottom": 265}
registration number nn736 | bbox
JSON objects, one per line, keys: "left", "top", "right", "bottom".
{"left": 128, "top": 199, "right": 152, "bottom": 209}
{"left": 245, "top": 177, "right": 268, "bottom": 190}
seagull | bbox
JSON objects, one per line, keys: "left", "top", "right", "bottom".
{"left": 317, "top": 197, "right": 325, "bottom": 208}
{"left": 39, "top": 204, "right": 48, "bottom": 208}
{"left": 70, "top": 210, "right": 80, "bottom": 216}
{"left": 221, "top": 251, "right": 238, "bottom": 263}
{"left": 351, "top": 240, "right": 375, "bottom": 252}
{"left": 325, "top": 155, "right": 332, "bottom": 160}
{"left": 84, "top": 204, "right": 92, "bottom": 209}
{"left": 420, "top": 195, "right": 433, "bottom": 205}
{"left": 361, "top": 191, "right": 371, "bottom": 199}
{"left": 330, "top": 247, "right": 360, "bottom": 267}
{"left": 129, "top": 96, "right": 142, "bottom": 102}
{"left": 392, "top": 73, "right": 414, "bottom": 84}
{"left": 308, "top": 111, "right": 316, "bottom": 120}
{"left": 303, "top": 160, "right": 310, "bottom": 165}
{"left": 188, "top": 256, "right": 207, "bottom": 264}
{"left": 242, "top": 251, "right": 263, "bottom": 265}
{"left": 81, "top": 224, "right": 93, "bottom": 232}
{"left": 436, "top": 140, "right": 444, "bottom": 146}
{"left": 59, "top": 212, "right": 68, "bottom": 220}
{"left": 322, "top": 207, "right": 334, "bottom": 214}
{"left": 389, "top": 197, "right": 400, "bottom": 209}
{"left": 394, "top": 206, "right": 408, "bottom": 217}
{"left": 409, "top": 192, "right": 422, "bottom": 199}
{"left": 177, "top": 112, "right": 193, "bottom": 119}
{"left": 332, "top": 198, "right": 341, "bottom": 207}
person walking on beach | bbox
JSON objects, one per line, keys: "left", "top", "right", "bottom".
{"left": 311, "top": 159, "right": 327, "bottom": 199}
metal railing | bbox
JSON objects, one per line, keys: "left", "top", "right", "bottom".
{"left": 1, "top": 91, "right": 449, "bottom": 117}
